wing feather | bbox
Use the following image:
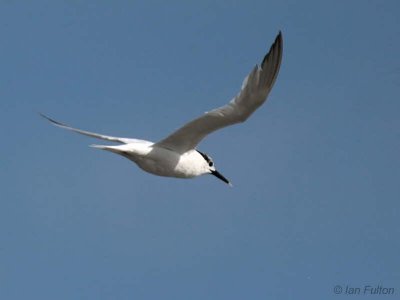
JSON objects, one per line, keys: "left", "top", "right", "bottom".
{"left": 156, "top": 31, "right": 283, "bottom": 153}
{"left": 40, "top": 113, "right": 146, "bottom": 144}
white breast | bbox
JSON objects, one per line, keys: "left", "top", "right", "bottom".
{"left": 128, "top": 147, "right": 205, "bottom": 178}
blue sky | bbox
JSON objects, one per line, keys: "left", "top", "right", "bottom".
{"left": 1, "top": 1, "right": 399, "bottom": 299}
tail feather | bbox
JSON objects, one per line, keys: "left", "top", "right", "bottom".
{"left": 90, "top": 144, "right": 108, "bottom": 150}
{"left": 90, "top": 144, "right": 128, "bottom": 155}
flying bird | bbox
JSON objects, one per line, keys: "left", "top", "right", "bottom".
{"left": 41, "top": 32, "right": 283, "bottom": 186}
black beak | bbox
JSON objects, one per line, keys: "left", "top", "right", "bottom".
{"left": 211, "top": 170, "right": 232, "bottom": 186}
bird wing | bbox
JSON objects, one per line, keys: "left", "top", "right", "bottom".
{"left": 155, "top": 31, "right": 283, "bottom": 154}
{"left": 40, "top": 113, "right": 147, "bottom": 144}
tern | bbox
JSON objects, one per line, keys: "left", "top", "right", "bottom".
{"left": 41, "top": 32, "right": 283, "bottom": 186}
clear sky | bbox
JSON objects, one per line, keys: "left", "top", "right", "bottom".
{"left": 1, "top": 1, "right": 399, "bottom": 299}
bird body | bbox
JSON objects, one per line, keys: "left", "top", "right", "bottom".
{"left": 92, "top": 143, "right": 208, "bottom": 179}
{"left": 41, "top": 32, "right": 283, "bottom": 186}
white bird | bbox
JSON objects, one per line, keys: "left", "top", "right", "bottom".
{"left": 41, "top": 32, "right": 283, "bottom": 186}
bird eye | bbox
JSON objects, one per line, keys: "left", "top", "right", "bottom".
{"left": 209, "top": 161, "right": 213, "bottom": 167}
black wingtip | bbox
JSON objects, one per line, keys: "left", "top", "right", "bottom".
{"left": 39, "top": 112, "right": 67, "bottom": 127}
{"left": 277, "top": 31, "right": 283, "bottom": 44}
{"left": 39, "top": 112, "right": 49, "bottom": 119}
{"left": 274, "top": 31, "right": 283, "bottom": 49}
{"left": 261, "top": 31, "right": 283, "bottom": 68}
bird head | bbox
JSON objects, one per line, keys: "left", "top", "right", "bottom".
{"left": 196, "top": 150, "right": 232, "bottom": 186}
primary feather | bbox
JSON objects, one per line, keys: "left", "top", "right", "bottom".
{"left": 155, "top": 31, "right": 283, "bottom": 153}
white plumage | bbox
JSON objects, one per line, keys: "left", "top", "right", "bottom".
{"left": 41, "top": 32, "right": 283, "bottom": 186}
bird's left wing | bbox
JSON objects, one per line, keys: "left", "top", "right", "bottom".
{"left": 40, "top": 113, "right": 145, "bottom": 144}
{"left": 155, "top": 31, "right": 283, "bottom": 154}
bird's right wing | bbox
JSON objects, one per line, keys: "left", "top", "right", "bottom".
{"left": 155, "top": 31, "right": 283, "bottom": 154}
{"left": 40, "top": 113, "right": 146, "bottom": 144}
